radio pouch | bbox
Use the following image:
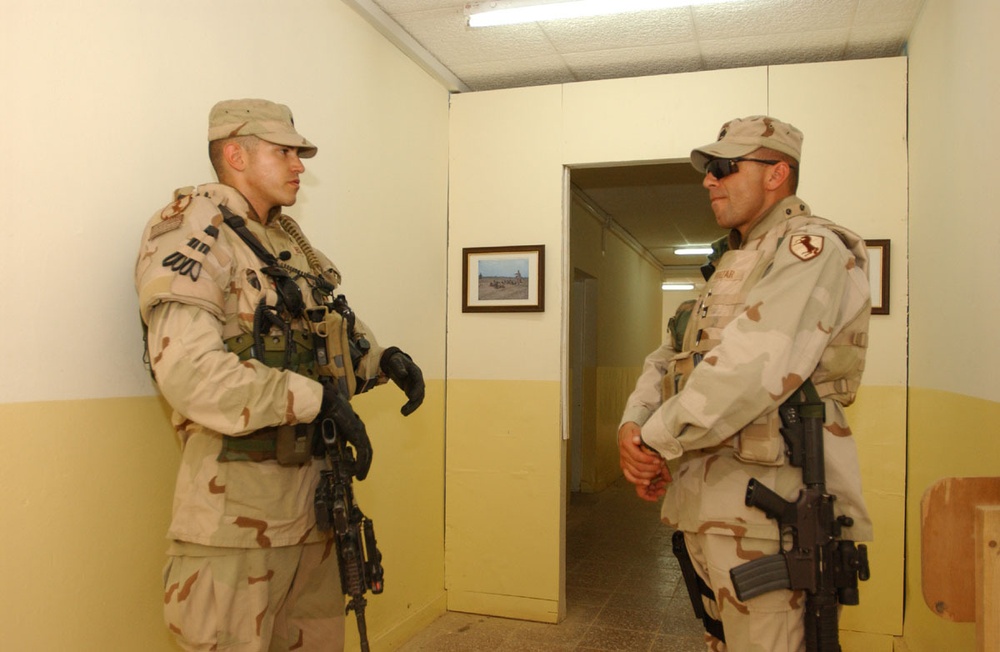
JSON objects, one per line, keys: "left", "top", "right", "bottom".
{"left": 308, "top": 306, "right": 356, "bottom": 398}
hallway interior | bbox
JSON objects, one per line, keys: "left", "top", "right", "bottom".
{"left": 396, "top": 477, "right": 706, "bottom": 651}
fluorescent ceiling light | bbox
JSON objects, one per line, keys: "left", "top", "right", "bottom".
{"left": 467, "top": 0, "right": 737, "bottom": 28}
{"left": 662, "top": 282, "right": 695, "bottom": 291}
{"left": 674, "top": 246, "right": 714, "bottom": 256}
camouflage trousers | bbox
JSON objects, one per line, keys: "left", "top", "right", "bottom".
{"left": 684, "top": 532, "right": 805, "bottom": 652}
{"left": 163, "top": 540, "right": 346, "bottom": 651}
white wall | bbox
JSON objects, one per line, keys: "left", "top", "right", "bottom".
{"left": 0, "top": 0, "right": 449, "bottom": 404}
{"left": 909, "top": 0, "right": 1000, "bottom": 401}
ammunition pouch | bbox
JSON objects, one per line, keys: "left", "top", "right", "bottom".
{"left": 218, "top": 330, "right": 321, "bottom": 465}
{"left": 225, "top": 331, "right": 320, "bottom": 380}
{"left": 734, "top": 409, "right": 785, "bottom": 466}
{"left": 736, "top": 380, "right": 826, "bottom": 467}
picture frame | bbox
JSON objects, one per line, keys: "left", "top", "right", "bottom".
{"left": 462, "top": 245, "right": 545, "bottom": 313}
{"left": 865, "top": 239, "right": 890, "bottom": 315}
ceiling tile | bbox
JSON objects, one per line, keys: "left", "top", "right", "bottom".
{"left": 450, "top": 56, "right": 577, "bottom": 91}
{"left": 700, "top": 30, "right": 851, "bottom": 69}
{"left": 693, "top": 0, "right": 859, "bottom": 40}
{"left": 371, "top": 0, "right": 461, "bottom": 14}
{"left": 847, "top": 22, "right": 910, "bottom": 57}
{"left": 539, "top": 8, "right": 697, "bottom": 53}
{"left": 853, "top": 0, "right": 926, "bottom": 24}
{"left": 563, "top": 43, "right": 704, "bottom": 81}
{"left": 394, "top": 7, "right": 559, "bottom": 66}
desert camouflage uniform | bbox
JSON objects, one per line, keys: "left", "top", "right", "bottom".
{"left": 620, "top": 196, "right": 872, "bottom": 651}
{"left": 136, "top": 182, "right": 385, "bottom": 651}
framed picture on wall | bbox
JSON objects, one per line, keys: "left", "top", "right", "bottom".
{"left": 865, "top": 239, "right": 890, "bottom": 315}
{"left": 462, "top": 245, "right": 545, "bottom": 313}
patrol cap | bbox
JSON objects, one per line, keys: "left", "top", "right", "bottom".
{"left": 208, "top": 99, "right": 317, "bottom": 158}
{"left": 691, "top": 116, "right": 802, "bottom": 173}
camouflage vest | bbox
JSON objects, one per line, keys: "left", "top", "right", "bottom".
{"left": 663, "top": 211, "right": 869, "bottom": 466}
{"left": 138, "top": 184, "right": 363, "bottom": 465}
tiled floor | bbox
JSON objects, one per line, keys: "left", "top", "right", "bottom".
{"left": 396, "top": 477, "right": 707, "bottom": 651}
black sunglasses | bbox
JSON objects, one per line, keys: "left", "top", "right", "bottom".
{"left": 705, "top": 157, "right": 795, "bottom": 179}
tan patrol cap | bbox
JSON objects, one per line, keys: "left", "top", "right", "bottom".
{"left": 208, "top": 99, "right": 317, "bottom": 158}
{"left": 691, "top": 115, "right": 802, "bottom": 173}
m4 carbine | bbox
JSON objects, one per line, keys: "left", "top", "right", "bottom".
{"left": 729, "top": 383, "right": 870, "bottom": 652}
{"left": 314, "top": 417, "right": 384, "bottom": 652}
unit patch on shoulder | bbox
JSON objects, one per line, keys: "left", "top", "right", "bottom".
{"left": 789, "top": 234, "right": 825, "bottom": 261}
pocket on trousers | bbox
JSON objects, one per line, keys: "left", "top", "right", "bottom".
{"left": 163, "top": 556, "right": 224, "bottom": 649}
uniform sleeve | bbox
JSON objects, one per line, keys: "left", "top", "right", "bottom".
{"left": 619, "top": 341, "right": 674, "bottom": 428}
{"left": 146, "top": 301, "right": 323, "bottom": 435}
{"left": 641, "top": 230, "right": 854, "bottom": 460}
{"left": 349, "top": 313, "right": 390, "bottom": 393}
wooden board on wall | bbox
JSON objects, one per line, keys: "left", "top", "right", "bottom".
{"left": 921, "top": 476, "right": 1000, "bottom": 622}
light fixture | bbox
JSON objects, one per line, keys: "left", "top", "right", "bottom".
{"left": 662, "top": 282, "right": 695, "bottom": 291}
{"left": 674, "top": 246, "right": 714, "bottom": 256}
{"left": 466, "top": 0, "right": 738, "bottom": 28}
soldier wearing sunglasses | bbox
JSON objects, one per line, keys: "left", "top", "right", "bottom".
{"left": 617, "top": 116, "right": 873, "bottom": 651}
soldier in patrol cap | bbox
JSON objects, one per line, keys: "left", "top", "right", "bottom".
{"left": 136, "top": 98, "right": 425, "bottom": 652}
{"left": 617, "top": 116, "right": 873, "bottom": 651}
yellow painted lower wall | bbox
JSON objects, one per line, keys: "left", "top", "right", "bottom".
{"left": 0, "top": 383, "right": 445, "bottom": 652}
{"left": 445, "top": 379, "right": 565, "bottom": 623}
{"left": 0, "top": 396, "right": 180, "bottom": 651}
{"left": 902, "top": 388, "right": 1000, "bottom": 652}
{"left": 841, "top": 385, "right": 906, "bottom": 639}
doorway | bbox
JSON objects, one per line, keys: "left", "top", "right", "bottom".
{"left": 569, "top": 269, "right": 598, "bottom": 493}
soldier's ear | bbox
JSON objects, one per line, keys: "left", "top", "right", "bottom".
{"left": 765, "top": 161, "right": 791, "bottom": 191}
{"left": 223, "top": 141, "right": 247, "bottom": 172}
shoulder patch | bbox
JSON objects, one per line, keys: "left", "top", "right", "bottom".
{"left": 789, "top": 234, "right": 824, "bottom": 261}
{"left": 149, "top": 215, "right": 183, "bottom": 240}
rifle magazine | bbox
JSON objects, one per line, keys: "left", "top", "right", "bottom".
{"left": 730, "top": 553, "right": 791, "bottom": 602}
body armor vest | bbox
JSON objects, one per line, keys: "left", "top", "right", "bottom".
{"left": 663, "top": 212, "right": 870, "bottom": 465}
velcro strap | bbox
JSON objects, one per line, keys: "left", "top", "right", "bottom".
{"left": 829, "top": 330, "right": 868, "bottom": 347}
{"left": 814, "top": 377, "right": 859, "bottom": 398}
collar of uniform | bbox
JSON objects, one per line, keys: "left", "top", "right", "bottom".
{"left": 194, "top": 183, "right": 254, "bottom": 219}
{"left": 264, "top": 206, "right": 283, "bottom": 225}
{"left": 195, "top": 183, "right": 282, "bottom": 225}
{"left": 739, "top": 195, "right": 811, "bottom": 247}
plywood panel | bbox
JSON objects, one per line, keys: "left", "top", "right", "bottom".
{"left": 920, "top": 477, "right": 1000, "bottom": 622}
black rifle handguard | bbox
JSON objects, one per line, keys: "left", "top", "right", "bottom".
{"left": 314, "top": 417, "right": 385, "bottom": 652}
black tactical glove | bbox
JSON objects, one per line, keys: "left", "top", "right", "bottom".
{"left": 320, "top": 384, "right": 373, "bottom": 480}
{"left": 380, "top": 347, "right": 425, "bottom": 416}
